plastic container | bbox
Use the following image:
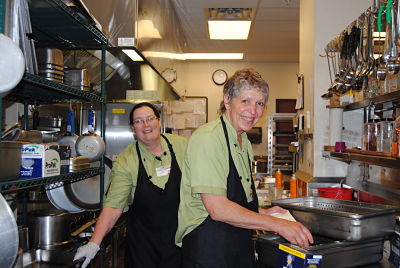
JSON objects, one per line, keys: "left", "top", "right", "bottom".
{"left": 378, "top": 119, "right": 394, "bottom": 153}
{"left": 275, "top": 169, "right": 283, "bottom": 188}
{"left": 289, "top": 174, "right": 298, "bottom": 198}
{"left": 363, "top": 120, "right": 379, "bottom": 151}
{"left": 317, "top": 187, "right": 354, "bottom": 201}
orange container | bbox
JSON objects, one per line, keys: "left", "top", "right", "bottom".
{"left": 290, "top": 175, "right": 298, "bottom": 198}
{"left": 275, "top": 169, "right": 283, "bottom": 188}
{"left": 317, "top": 187, "right": 353, "bottom": 200}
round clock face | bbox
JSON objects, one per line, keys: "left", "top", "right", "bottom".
{"left": 161, "top": 68, "right": 177, "bottom": 83}
{"left": 212, "top": 69, "right": 228, "bottom": 86}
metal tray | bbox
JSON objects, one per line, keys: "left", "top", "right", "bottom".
{"left": 272, "top": 197, "right": 399, "bottom": 241}
{"left": 22, "top": 249, "right": 82, "bottom": 268}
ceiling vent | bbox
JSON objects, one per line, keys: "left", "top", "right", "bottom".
{"left": 208, "top": 8, "right": 255, "bottom": 20}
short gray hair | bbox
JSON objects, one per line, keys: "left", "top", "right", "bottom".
{"left": 219, "top": 68, "right": 269, "bottom": 114}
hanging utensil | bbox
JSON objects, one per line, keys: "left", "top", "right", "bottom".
{"left": 386, "top": 0, "right": 400, "bottom": 74}
{"left": 76, "top": 106, "right": 105, "bottom": 162}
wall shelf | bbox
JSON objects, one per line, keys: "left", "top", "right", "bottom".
{"left": 5, "top": 73, "right": 105, "bottom": 104}
{"left": 325, "top": 151, "right": 400, "bottom": 169}
{"left": 0, "top": 168, "right": 101, "bottom": 193}
{"left": 344, "top": 90, "right": 400, "bottom": 111}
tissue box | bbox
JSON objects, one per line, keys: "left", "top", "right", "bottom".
{"left": 20, "top": 144, "right": 60, "bottom": 178}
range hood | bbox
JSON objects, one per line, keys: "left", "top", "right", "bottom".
{"left": 63, "top": 47, "right": 180, "bottom": 101}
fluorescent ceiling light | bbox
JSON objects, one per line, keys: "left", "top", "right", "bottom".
{"left": 184, "top": 53, "right": 243, "bottom": 60}
{"left": 208, "top": 20, "right": 252, "bottom": 40}
{"left": 142, "top": 51, "right": 243, "bottom": 60}
{"left": 122, "top": 49, "right": 144, "bottom": 61}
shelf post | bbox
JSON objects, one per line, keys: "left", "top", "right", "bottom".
{"left": 0, "top": 0, "right": 4, "bottom": 137}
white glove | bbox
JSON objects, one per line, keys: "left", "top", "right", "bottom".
{"left": 73, "top": 241, "right": 100, "bottom": 268}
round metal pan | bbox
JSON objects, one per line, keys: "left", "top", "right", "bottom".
{"left": 0, "top": 193, "right": 18, "bottom": 268}
{"left": 46, "top": 184, "right": 83, "bottom": 213}
{"left": 64, "top": 157, "right": 112, "bottom": 210}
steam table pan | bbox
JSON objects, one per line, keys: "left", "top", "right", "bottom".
{"left": 272, "top": 197, "right": 399, "bottom": 241}
{"left": 22, "top": 249, "right": 82, "bottom": 268}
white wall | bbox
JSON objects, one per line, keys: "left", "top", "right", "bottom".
{"left": 299, "top": 0, "right": 372, "bottom": 177}
{"left": 173, "top": 61, "right": 299, "bottom": 156}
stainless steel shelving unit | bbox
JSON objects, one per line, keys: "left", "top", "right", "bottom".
{"left": 267, "top": 113, "right": 296, "bottom": 176}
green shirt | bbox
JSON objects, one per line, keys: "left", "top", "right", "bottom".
{"left": 104, "top": 133, "right": 187, "bottom": 210}
{"left": 175, "top": 115, "right": 254, "bottom": 246}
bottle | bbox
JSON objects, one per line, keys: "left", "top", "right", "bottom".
{"left": 393, "top": 116, "right": 400, "bottom": 158}
{"left": 290, "top": 174, "right": 298, "bottom": 198}
{"left": 275, "top": 169, "right": 283, "bottom": 188}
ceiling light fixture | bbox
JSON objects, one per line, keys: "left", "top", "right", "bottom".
{"left": 142, "top": 51, "right": 243, "bottom": 60}
{"left": 122, "top": 49, "right": 144, "bottom": 61}
{"left": 208, "top": 8, "right": 253, "bottom": 40}
{"left": 184, "top": 53, "right": 243, "bottom": 60}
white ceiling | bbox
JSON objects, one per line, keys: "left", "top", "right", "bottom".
{"left": 172, "top": 0, "right": 300, "bottom": 62}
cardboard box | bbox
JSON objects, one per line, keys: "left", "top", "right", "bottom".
{"left": 20, "top": 144, "right": 60, "bottom": 178}
{"left": 277, "top": 244, "right": 322, "bottom": 268}
{"left": 49, "top": 144, "right": 71, "bottom": 174}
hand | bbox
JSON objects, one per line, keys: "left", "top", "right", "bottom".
{"left": 274, "top": 219, "right": 314, "bottom": 248}
{"left": 73, "top": 241, "right": 100, "bottom": 268}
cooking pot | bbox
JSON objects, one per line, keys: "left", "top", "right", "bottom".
{"left": 28, "top": 208, "right": 73, "bottom": 250}
{"left": 58, "top": 133, "right": 79, "bottom": 157}
{"left": 75, "top": 132, "right": 105, "bottom": 162}
{"left": 0, "top": 193, "right": 18, "bottom": 268}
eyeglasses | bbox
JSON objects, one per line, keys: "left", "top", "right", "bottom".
{"left": 132, "top": 115, "right": 158, "bottom": 125}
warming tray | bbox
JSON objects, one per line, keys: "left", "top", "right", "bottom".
{"left": 256, "top": 232, "right": 384, "bottom": 268}
{"left": 272, "top": 197, "right": 398, "bottom": 241}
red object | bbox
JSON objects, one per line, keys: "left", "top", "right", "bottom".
{"left": 359, "top": 192, "right": 385, "bottom": 204}
{"left": 318, "top": 187, "right": 353, "bottom": 200}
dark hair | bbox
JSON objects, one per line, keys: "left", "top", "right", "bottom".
{"left": 129, "top": 102, "right": 160, "bottom": 125}
{"left": 219, "top": 68, "right": 269, "bottom": 114}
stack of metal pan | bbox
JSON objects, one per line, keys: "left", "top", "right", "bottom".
{"left": 64, "top": 68, "right": 90, "bottom": 91}
{"left": 69, "top": 156, "right": 90, "bottom": 172}
{"left": 36, "top": 48, "right": 64, "bottom": 83}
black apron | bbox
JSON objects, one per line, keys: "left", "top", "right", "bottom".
{"left": 181, "top": 117, "right": 259, "bottom": 268}
{"left": 125, "top": 134, "right": 182, "bottom": 268}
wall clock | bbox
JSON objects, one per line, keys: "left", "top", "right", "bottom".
{"left": 212, "top": 69, "right": 228, "bottom": 86}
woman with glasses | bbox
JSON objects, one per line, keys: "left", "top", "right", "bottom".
{"left": 74, "top": 102, "right": 187, "bottom": 268}
{"left": 176, "top": 68, "right": 313, "bottom": 267}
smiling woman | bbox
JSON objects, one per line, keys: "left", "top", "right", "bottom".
{"left": 176, "top": 68, "right": 314, "bottom": 268}
{"left": 74, "top": 102, "right": 188, "bottom": 268}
